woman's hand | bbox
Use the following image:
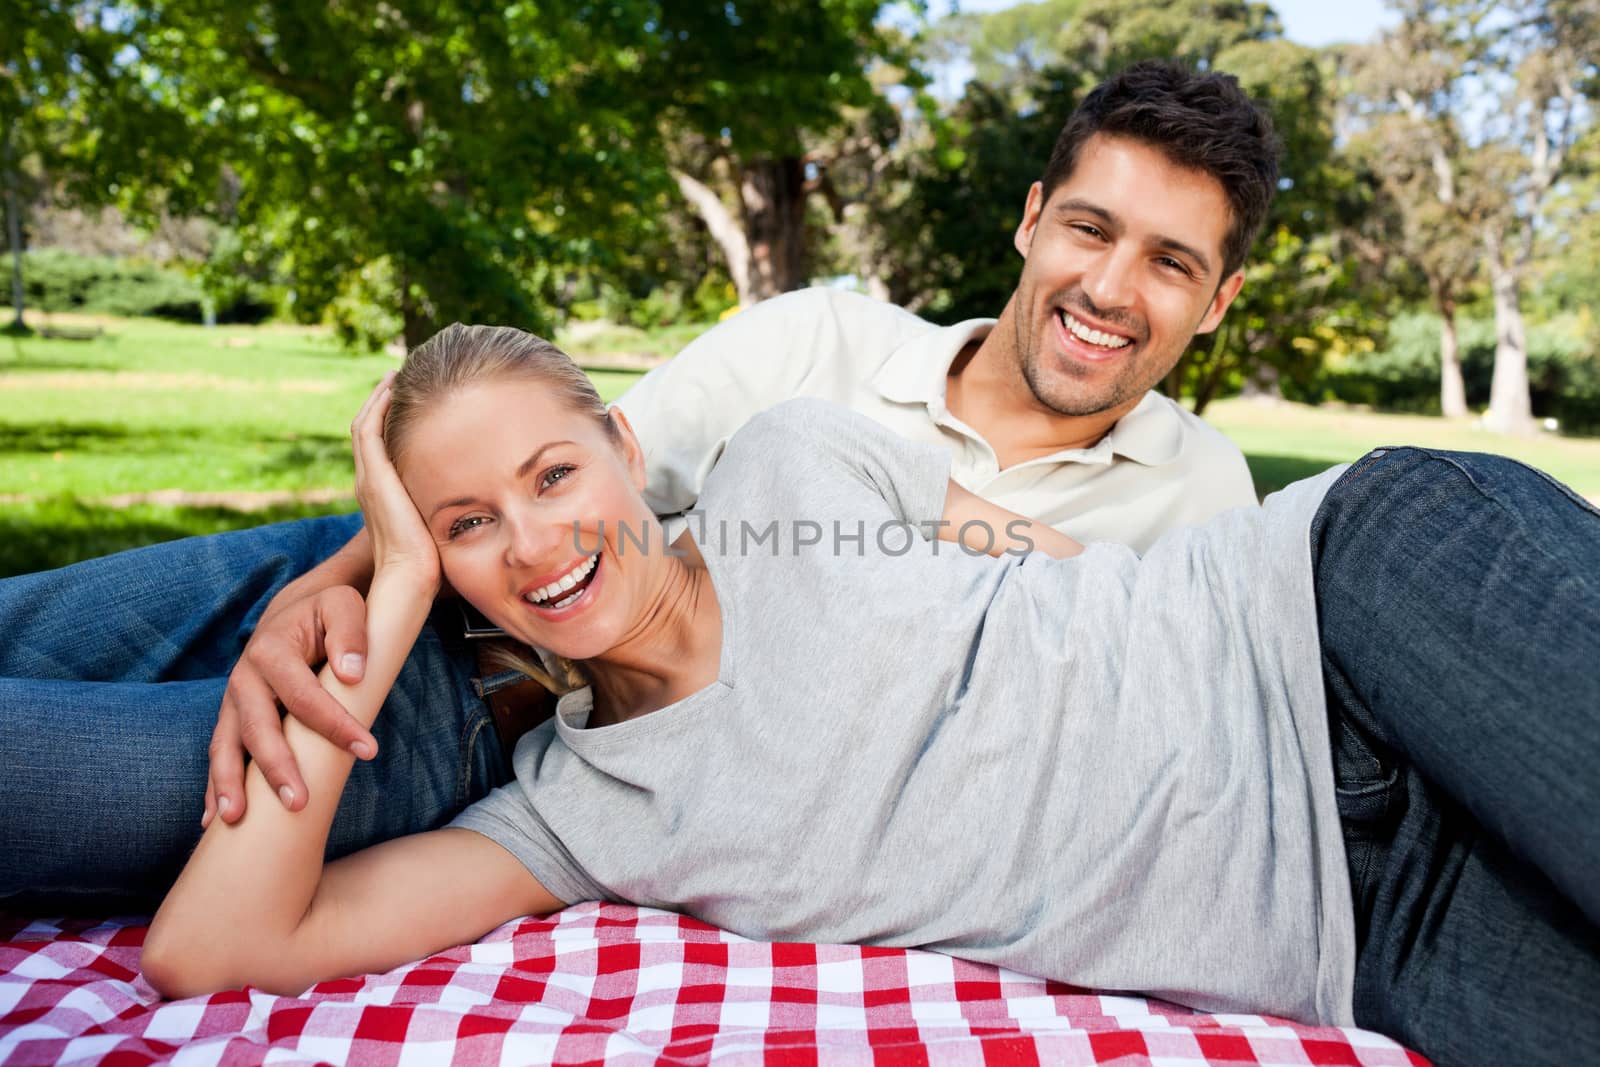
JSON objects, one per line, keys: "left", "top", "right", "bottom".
{"left": 352, "top": 373, "right": 441, "bottom": 590}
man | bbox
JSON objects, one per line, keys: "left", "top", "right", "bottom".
{"left": 0, "top": 61, "right": 1277, "bottom": 905}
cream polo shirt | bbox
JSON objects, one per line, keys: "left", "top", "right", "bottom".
{"left": 614, "top": 286, "right": 1258, "bottom": 553}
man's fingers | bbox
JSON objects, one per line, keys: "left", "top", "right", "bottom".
{"left": 259, "top": 644, "right": 379, "bottom": 760}
{"left": 231, "top": 660, "right": 310, "bottom": 812}
{"left": 206, "top": 696, "right": 249, "bottom": 824}
{"left": 321, "top": 586, "right": 371, "bottom": 687}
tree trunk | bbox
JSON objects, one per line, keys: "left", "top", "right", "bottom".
{"left": 3, "top": 128, "right": 24, "bottom": 332}
{"left": 1186, "top": 322, "right": 1233, "bottom": 417}
{"left": 738, "top": 156, "right": 808, "bottom": 301}
{"left": 398, "top": 265, "right": 434, "bottom": 352}
{"left": 1482, "top": 238, "right": 1535, "bottom": 436}
{"left": 1437, "top": 297, "right": 1467, "bottom": 419}
{"left": 672, "top": 169, "right": 754, "bottom": 306}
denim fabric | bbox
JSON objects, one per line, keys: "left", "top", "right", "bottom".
{"left": 0, "top": 514, "right": 507, "bottom": 910}
{"left": 1312, "top": 447, "right": 1600, "bottom": 1067}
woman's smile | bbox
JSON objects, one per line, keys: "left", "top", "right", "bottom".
{"left": 520, "top": 548, "right": 604, "bottom": 618}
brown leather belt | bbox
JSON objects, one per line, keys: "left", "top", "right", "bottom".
{"left": 471, "top": 640, "right": 556, "bottom": 756}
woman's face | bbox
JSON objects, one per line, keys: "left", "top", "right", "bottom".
{"left": 396, "top": 377, "right": 658, "bottom": 661}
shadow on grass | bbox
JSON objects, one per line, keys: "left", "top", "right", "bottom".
{"left": 0, "top": 422, "right": 349, "bottom": 463}
{"left": 1244, "top": 453, "right": 1345, "bottom": 499}
{"left": 0, "top": 496, "right": 356, "bottom": 578}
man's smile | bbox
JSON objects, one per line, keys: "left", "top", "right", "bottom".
{"left": 1057, "top": 307, "right": 1132, "bottom": 350}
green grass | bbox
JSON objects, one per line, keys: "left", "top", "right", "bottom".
{"left": 4, "top": 315, "right": 1598, "bottom": 578}
{"left": 0, "top": 316, "right": 647, "bottom": 576}
{"left": 0, "top": 495, "right": 358, "bottom": 577}
{"left": 1206, "top": 398, "right": 1600, "bottom": 498}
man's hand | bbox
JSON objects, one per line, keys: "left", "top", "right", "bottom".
{"left": 204, "top": 585, "right": 379, "bottom": 826}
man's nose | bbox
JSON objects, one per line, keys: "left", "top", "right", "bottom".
{"left": 1080, "top": 246, "right": 1138, "bottom": 311}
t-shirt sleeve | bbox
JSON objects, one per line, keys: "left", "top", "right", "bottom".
{"left": 449, "top": 776, "right": 612, "bottom": 907}
{"left": 700, "top": 398, "right": 952, "bottom": 534}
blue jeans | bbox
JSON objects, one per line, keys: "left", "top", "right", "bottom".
{"left": 0, "top": 514, "right": 508, "bottom": 910}
{"left": 1312, "top": 448, "right": 1600, "bottom": 1067}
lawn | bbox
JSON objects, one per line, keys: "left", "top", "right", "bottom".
{"left": 4, "top": 314, "right": 1598, "bottom": 577}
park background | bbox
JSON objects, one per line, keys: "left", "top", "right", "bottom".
{"left": 3, "top": 0, "right": 1598, "bottom": 577}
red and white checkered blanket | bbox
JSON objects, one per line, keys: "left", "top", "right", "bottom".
{"left": 1, "top": 903, "right": 1427, "bottom": 1066}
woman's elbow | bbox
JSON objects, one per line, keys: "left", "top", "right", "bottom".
{"left": 140, "top": 925, "right": 214, "bottom": 1000}
{"left": 141, "top": 920, "right": 311, "bottom": 1000}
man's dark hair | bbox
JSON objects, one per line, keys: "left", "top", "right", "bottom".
{"left": 1040, "top": 60, "right": 1281, "bottom": 279}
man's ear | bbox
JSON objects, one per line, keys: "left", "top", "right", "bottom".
{"left": 609, "top": 406, "right": 647, "bottom": 492}
{"left": 1196, "top": 270, "right": 1246, "bottom": 335}
{"left": 1014, "top": 182, "right": 1046, "bottom": 259}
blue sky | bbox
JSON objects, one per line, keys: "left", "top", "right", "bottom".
{"left": 933, "top": 0, "right": 1397, "bottom": 47}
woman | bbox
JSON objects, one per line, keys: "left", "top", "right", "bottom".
{"left": 144, "top": 324, "right": 1600, "bottom": 1067}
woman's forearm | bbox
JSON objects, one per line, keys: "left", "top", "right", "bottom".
{"left": 144, "top": 564, "right": 438, "bottom": 997}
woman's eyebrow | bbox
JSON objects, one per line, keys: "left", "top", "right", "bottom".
{"left": 429, "top": 494, "right": 478, "bottom": 520}
{"left": 428, "top": 441, "right": 582, "bottom": 519}
{"left": 515, "top": 441, "right": 576, "bottom": 479}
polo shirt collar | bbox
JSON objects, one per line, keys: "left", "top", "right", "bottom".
{"left": 870, "top": 317, "right": 1187, "bottom": 467}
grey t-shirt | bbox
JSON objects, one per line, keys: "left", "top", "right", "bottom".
{"left": 452, "top": 399, "right": 1355, "bottom": 1025}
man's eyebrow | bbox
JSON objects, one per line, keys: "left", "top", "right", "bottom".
{"left": 1053, "top": 197, "right": 1215, "bottom": 278}
{"left": 1152, "top": 236, "right": 1214, "bottom": 278}
{"left": 427, "top": 441, "right": 577, "bottom": 519}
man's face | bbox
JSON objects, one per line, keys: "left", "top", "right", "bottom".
{"left": 1005, "top": 133, "right": 1246, "bottom": 419}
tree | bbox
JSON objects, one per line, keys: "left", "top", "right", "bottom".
{"left": 1361, "top": 0, "right": 1598, "bottom": 434}
{"left": 923, "top": 0, "right": 1083, "bottom": 107}
{"left": 118, "top": 0, "right": 704, "bottom": 349}
{"left": 656, "top": 0, "right": 921, "bottom": 305}
{"left": 1343, "top": 16, "right": 1487, "bottom": 417}
{"left": 1, "top": 1, "right": 154, "bottom": 332}
{"left": 1470, "top": 0, "right": 1598, "bottom": 434}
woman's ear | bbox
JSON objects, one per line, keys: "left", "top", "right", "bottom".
{"left": 608, "top": 406, "right": 647, "bottom": 492}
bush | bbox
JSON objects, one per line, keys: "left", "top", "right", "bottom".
{"left": 1323, "top": 312, "right": 1600, "bottom": 435}
{"left": 21, "top": 249, "right": 276, "bottom": 324}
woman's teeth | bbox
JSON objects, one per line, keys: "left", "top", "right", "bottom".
{"left": 1059, "top": 309, "right": 1131, "bottom": 349}
{"left": 526, "top": 553, "right": 598, "bottom": 607}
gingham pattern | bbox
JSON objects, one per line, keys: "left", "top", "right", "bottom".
{"left": 1, "top": 903, "right": 1429, "bottom": 1066}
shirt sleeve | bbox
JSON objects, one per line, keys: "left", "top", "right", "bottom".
{"left": 699, "top": 398, "right": 953, "bottom": 536}
{"left": 612, "top": 289, "right": 841, "bottom": 518}
{"left": 449, "top": 774, "right": 612, "bottom": 908}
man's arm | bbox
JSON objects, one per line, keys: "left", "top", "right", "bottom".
{"left": 615, "top": 288, "right": 889, "bottom": 516}
{"left": 943, "top": 480, "right": 1083, "bottom": 560}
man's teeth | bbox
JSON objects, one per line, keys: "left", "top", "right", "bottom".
{"left": 526, "top": 553, "right": 598, "bottom": 606}
{"left": 1060, "top": 310, "right": 1131, "bottom": 349}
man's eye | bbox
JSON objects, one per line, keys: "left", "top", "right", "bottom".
{"left": 541, "top": 464, "right": 577, "bottom": 489}
{"left": 448, "top": 515, "right": 489, "bottom": 539}
{"left": 1158, "top": 257, "right": 1191, "bottom": 275}
{"left": 1070, "top": 223, "right": 1103, "bottom": 239}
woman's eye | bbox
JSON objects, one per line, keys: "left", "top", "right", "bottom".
{"left": 541, "top": 464, "right": 577, "bottom": 490}
{"left": 447, "top": 515, "right": 489, "bottom": 539}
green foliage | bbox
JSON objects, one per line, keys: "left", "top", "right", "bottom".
{"left": 1325, "top": 312, "right": 1600, "bottom": 433}
{"left": 19, "top": 248, "right": 274, "bottom": 322}
{"left": 323, "top": 258, "right": 404, "bottom": 352}
{"left": 880, "top": 77, "right": 1065, "bottom": 322}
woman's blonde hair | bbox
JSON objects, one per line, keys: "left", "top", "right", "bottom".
{"left": 386, "top": 322, "right": 611, "bottom": 696}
